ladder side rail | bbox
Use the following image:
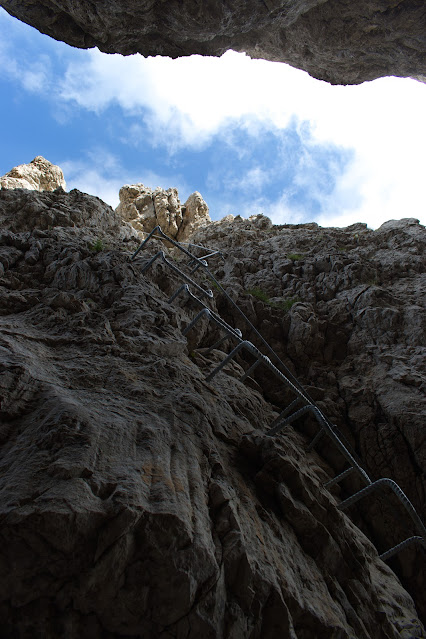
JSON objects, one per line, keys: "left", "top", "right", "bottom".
{"left": 379, "top": 536, "right": 425, "bottom": 562}
{"left": 339, "top": 477, "right": 426, "bottom": 541}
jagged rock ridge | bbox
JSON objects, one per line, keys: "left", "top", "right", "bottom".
{"left": 1, "top": 0, "right": 426, "bottom": 84}
{"left": 0, "top": 162, "right": 425, "bottom": 636}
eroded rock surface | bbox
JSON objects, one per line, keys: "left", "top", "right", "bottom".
{"left": 2, "top": 0, "right": 426, "bottom": 84}
{"left": 191, "top": 212, "right": 426, "bottom": 620}
{"left": 0, "top": 156, "right": 66, "bottom": 192}
{"left": 116, "top": 184, "right": 211, "bottom": 242}
{"left": 0, "top": 186, "right": 424, "bottom": 637}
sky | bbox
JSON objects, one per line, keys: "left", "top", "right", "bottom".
{"left": 1, "top": 7, "right": 425, "bottom": 229}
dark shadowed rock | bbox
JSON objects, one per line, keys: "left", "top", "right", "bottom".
{"left": 1, "top": 0, "right": 426, "bottom": 84}
{"left": 0, "top": 185, "right": 425, "bottom": 637}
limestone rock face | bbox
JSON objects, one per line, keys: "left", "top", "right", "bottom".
{"left": 191, "top": 213, "right": 426, "bottom": 620}
{"left": 2, "top": 0, "right": 426, "bottom": 84}
{"left": 116, "top": 183, "right": 211, "bottom": 242}
{"left": 0, "top": 156, "right": 66, "bottom": 192}
{"left": 0, "top": 185, "right": 425, "bottom": 636}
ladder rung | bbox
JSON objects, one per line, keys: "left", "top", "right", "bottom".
{"left": 306, "top": 427, "right": 325, "bottom": 451}
{"left": 324, "top": 466, "right": 355, "bottom": 489}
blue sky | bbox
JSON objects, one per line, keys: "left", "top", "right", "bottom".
{"left": 1, "top": 7, "right": 425, "bottom": 228}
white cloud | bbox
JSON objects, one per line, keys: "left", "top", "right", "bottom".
{"left": 58, "top": 50, "right": 298, "bottom": 143}
{"left": 59, "top": 149, "right": 190, "bottom": 208}
{"left": 56, "top": 49, "right": 426, "bottom": 227}
{"left": 0, "top": 41, "right": 49, "bottom": 94}
{"left": 0, "top": 11, "right": 54, "bottom": 93}
{"left": 247, "top": 195, "right": 307, "bottom": 226}
{"left": 2, "top": 3, "right": 426, "bottom": 229}
{"left": 224, "top": 166, "right": 273, "bottom": 193}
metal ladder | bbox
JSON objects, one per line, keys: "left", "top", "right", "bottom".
{"left": 130, "top": 225, "right": 426, "bottom": 562}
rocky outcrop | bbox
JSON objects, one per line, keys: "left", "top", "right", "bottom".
{"left": 2, "top": 0, "right": 426, "bottom": 84}
{"left": 182, "top": 191, "right": 211, "bottom": 240}
{"left": 116, "top": 184, "right": 211, "bottom": 242}
{"left": 0, "top": 156, "right": 66, "bottom": 192}
{"left": 0, "top": 185, "right": 425, "bottom": 637}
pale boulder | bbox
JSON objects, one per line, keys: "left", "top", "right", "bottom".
{"left": 116, "top": 183, "right": 210, "bottom": 241}
{"left": 116, "top": 184, "right": 157, "bottom": 234}
{"left": 0, "top": 156, "right": 66, "bottom": 192}
{"left": 153, "top": 187, "right": 182, "bottom": 238}
{"left": 180, "top": 191, "right": 211, "bottom": 242}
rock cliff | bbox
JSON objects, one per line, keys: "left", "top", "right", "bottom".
{"left": 0, "top": 168, "right": 425, "bottom": 636}
{"left": 2, "top": 0, "right": 426, "bottom": 84}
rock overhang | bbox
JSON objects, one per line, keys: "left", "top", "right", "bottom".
{"left": 1, "top": 0, "right": 426, "bottom": 85}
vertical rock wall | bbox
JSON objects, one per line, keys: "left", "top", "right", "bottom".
{"left": 0, "top": 186, "right": 424, "bottom": 637}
